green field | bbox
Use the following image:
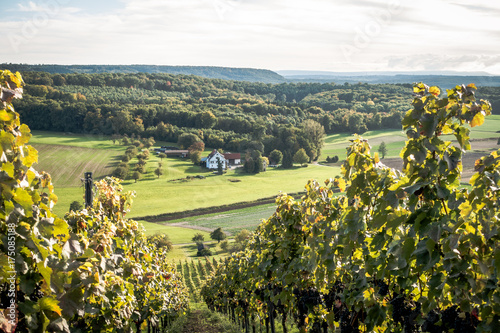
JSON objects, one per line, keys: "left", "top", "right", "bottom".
{"left": 139, "top": 221, "right": 211, "bottom": 243}
{"left": 33, "top": 114, "right": 500, "bottom": 219}
{"left": 320, "top": 114, "right": 500, "bottom": 161}
{"left": 32, "top": 144, "right": 122, "bottom": 187}
{"left": 163, "top": 204, "right": 277, "bottom": 235}
{"left": 49, "top": 154, "right": 340, "bottom": 217}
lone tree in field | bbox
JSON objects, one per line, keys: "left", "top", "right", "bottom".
{"left": 132, "top": 171, "right": 141, "bottom": 183}
{"left": 69, "top": 200, "right": 83, "bottom": 212}
{"left": 158, "top": 152, "right": 167, "bottom": 161}
{"left": 378, "top": 141, "right": 388, "bottom": 159}
{"left": 113, "top": 166, "right": 128, "bottom": 179}
{"left": 210, "top": 228, "right": 226, "bottom": 243}
{"left": 192, "top": 233, "right": 205, "bottom": 243}
{"left": 154, "top": 165, "right": 163, "bottom": 179}
{"left": 293, "top": 148, "right": 309, "bottom": 166}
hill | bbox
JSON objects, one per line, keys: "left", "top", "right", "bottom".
{"left": 279, "top": 70, "right": 500, "bottom": 88}
{"left": 0, "top": 63, "right": 285, "bottom": 83}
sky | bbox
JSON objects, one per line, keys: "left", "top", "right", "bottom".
{"left": 1, "top": 0, "right": 499, "bottom": 74}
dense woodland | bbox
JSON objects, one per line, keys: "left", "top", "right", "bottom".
{"left": 1, "top": 63, "right": 285, "bottom": 83}
{"left": 13, "top": 71, "right": 500, "bottom": 162}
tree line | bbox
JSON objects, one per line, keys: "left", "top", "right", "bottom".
{"left": 12, "top": 71, "right": 500, "bottom": 164}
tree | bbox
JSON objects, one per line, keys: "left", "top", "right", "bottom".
{"left": 216, "top": 157, "right": 224, "bottom": 175}
{"left": 198, "top": 111, "right": 217, "bottom": 128}
{"left": 134, "top": 163, "right": 145, "bottom": 174}
{"left": 147, "top": 234, "right": 173, "bottom": 251}
{"left": 111, "top": 134, "right": 121, "bottom": 145}
{"left": 178, "top": 133, "right": 201, "bottom": 149}
{"left": 113, "top": 166, "right": 128, "bottom": 179}
{"left": 154, "top": 165, "right": 163, "bottom": 178}
{"left": 300, "top": 119, "right": 325, "bottom": 160}
{"left": 293, "top": 148, "right": 309, "bottom": 166}
{"left": 192, "top": 233, "right": 205, "bottom": 243}
{"left": 210, "top": 228, "right": 226, "bottom": 243}
{"left": 158, "top": 152, "right": 167, "bottom": 161}
{"left": 378, "top": 141, "right": 388, "bottom": 159}
{"left": 190, "top": 150, "right": 202, "bottom": 165}
{"left": 69, "top": 200, "right": 83, "bottom": 212}
{"left": 234, "top": 229, "right": 251, "bottom": 245}
{"left": 132, "top": 171, "right": 141, "bottom": 182}
{"left": 188, "top": 141, "right": 205, "bottom": 153}
{"left": 281, "top": 151, "right": 293, "bottom": 169}
{"left": 220, "top": 240, "right": 229, "bottom": 252}
{"left": 269, "top": 149, "right": 283, "bottom": 165}
{"left": 244, "top": 157, "right": 255, "bottom": 173}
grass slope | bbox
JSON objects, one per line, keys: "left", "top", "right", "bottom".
{"left": 32, "top": 144, "right": 122, "bottom": 187}
{"left": 164, "top": 204, "right": 277, "bottom": 235}
{"left": 320, "top": 114, "right": 500, "bottom": 161}
{"left": 124, "top": 163, "right": 339, "bottom": 218}
{"left": 139, "top": 221, "right": 211, "bottom": 244}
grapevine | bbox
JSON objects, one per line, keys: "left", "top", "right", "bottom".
{"left": 202, "top": 83, "right": 499, "bottom": 332}
{"left": 0, "top": 70, "right": 188, "bottom": 332}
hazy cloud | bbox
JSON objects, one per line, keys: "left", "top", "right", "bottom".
{"left": 0, "top": 0, "right": 498, "bottom": 73}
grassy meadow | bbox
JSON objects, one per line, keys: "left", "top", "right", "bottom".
{"left": 31, "top": 114, "right": 499, "bottom": 226}
{"left": 320, "top": 114, "right": 500, "bottom": 162}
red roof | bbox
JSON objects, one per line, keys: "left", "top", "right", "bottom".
{"left": 223, "top": 153, "right": 241, "bottom": 159}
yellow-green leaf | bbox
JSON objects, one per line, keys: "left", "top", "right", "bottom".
{"left": 459, "top": 202, "right": 472, "bottom": 218}
{"left": 13, "top": 187, "right": 33, "bottom": 211}
{"left": 38, "top": 296, "right": 62, "bottom": 316}
{"left": 37, "top": 262, "right": 53, "bottom": 290}
{"left": 429, "top": 86, "right": 440, "bottom": 97}
{"left": 470, "top": 112, "right": 485, "bottom": 127}
{"left": 16, "top": 124, "right": 31, "bottom": 145}
{"left": 2, "top": 162, "right": 14, "bottom": 178}
{"left": 0, "top": 109, "right": 14, "bottom": 122}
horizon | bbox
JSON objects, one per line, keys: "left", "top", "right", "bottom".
{"left": 1, "top": 1, "right": 499, "bottom": 74}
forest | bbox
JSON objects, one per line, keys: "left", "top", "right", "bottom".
{"left": 0, "top": 64, "right": 285, "bottom": 83}
{"left": 11, "top": 71, "right": 500, "bottom": 162}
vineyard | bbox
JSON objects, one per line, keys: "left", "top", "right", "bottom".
{"left": 177, "top": 258, "right": 219, "bottom": 304}
{"left": 0, "top": 70, "right": 189, "bottom": 332}
{"left": 202, "top": 83, "right": 500, "bottom": 332}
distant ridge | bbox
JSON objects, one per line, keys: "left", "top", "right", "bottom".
{"left": 277, "top": 70, "right": 500, "bottom": 88}
{"left": 1, "top": 64, "right": 286, "bottom": 84}
{"left": 277, "top": 70, "right": 494, "bottom": 76}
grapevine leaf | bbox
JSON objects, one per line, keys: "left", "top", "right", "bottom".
{"left": 420, "top": 113, "right": 438, "bottom": 138}
{"left": 38, "top": 296, "right": 62, "bottom": 316}
{"left": 13, "top": 187, "right": 33, "bottom": 211}
{"left": 429, "top": 86, "right": 440, "bottom": 97}
{"left": 470, "top": 112, "right": 485, "bottom": 127}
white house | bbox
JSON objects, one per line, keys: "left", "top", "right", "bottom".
{"left": 205, "top": 150, "right": 227, "bottom": 170}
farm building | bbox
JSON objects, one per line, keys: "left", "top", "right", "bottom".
{"left": 203, "top": 150, "right": 227, "bottom": 170}
{"left": 202, "top": 150, "right": 241, "bottom": 170}
{"left": 154, "top": 146, "right": 189, "bottom": 158}
{"left": 223, "top": 152, "right": 241, "bottom": 166}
